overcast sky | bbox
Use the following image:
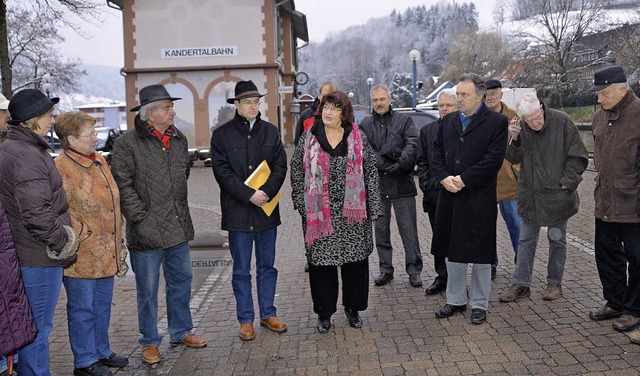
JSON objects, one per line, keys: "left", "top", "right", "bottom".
{"left": 60, "top": 0, "right": 497, "bottom": 68}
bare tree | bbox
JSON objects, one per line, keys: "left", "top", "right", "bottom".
{"left": 1, "top": 0, "right": 104, "bottom": 97}
{"left": 440, "top": 29, "right": 512, "bottom": 82}
{"left": 508, "top": 0, "right": 611, "bottom": 107}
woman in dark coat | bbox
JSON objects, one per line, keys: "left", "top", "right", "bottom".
{"left": 291, "top": 91, "right": 382, "bottom": 333}
{"left": 0, "top": 89, "right": 79, "bottom": 376}
{"left": 0, "top": 200, "right": 36, "bottom": 375}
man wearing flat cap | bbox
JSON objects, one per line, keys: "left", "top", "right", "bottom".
{"left": 111, "top": 84, "right": 206, "bottom": 365}
{"left": 484, "top": 79, "right": 522, "bottom": 280}
{"left": 588, "top": 65, "right": 640, "bottom": 342}
{"left": 210, "top": 80, "right": 288, "bottom": 341}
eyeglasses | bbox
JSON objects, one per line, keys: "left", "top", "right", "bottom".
{"left": 239, "top": 99, "right": 261, "bottom": 106}
{"left": 76, "top": 131, "right": 98, "bottom": 138}
{"left": 322, "top": 105, "right": 342, "bottom": 113}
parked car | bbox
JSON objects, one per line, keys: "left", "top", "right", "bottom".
{"left": 394, "top": 107, "right": 439, "bottom": 131}
{"left": 95, "top": 127, "right": 125, "bottom": 152}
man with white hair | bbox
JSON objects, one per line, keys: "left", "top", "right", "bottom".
{"left": 0, "top": 94, "right": 9, "bottom": 143}
{"left": 417, "top": 88, "right": 457, "bottom": 295}
{"left": 588, "top": 65, "right": 640, "bottom": 341}
{"left": 499, "top": 94, "right": 588, "bottom": 303}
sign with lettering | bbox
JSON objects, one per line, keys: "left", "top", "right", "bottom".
{"left": 278, "top": 86, "right": 294, "bottom": 94}
{"left": 161, "top": 46, "right": 238, "bottom": 59}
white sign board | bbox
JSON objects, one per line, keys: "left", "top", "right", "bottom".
{"left": 278, "top": 86, "right": 294, "bottom": 94}
{"left": 161, "top": 46, "right": 238, "bottom": 59}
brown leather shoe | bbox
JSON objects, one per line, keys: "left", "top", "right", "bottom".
{"left": 171, "top": 333, "right": 207, "bottom": 348}
{"left": 141, "top": 345, "right": 161, "bottom": 365}
{"left": 239, "top": 323, "right": 255, "bottom": 341}
{"left": 589, "top": 305, "right": 623, "bottom": 321}
{"left": 613, "top": 314, "right": 640, "bottom": 332}
{"left": 260, "top": 316, "right": 287, "bottom": 333}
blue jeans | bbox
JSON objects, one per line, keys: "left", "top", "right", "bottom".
{"left": 375, "top": 197, "right": 423, "bottom": 275}
{"left": 17, "top": 266, "right": 63, "bottom": 376}
{"left": 130, "top": 241, "right": 194, "bottom": 346}
{"left": 494, "top": 199, "right": 522, "bottom": 268}
{"left": 445, "top": 260, "right": 491, "bottom": 310}
{"left": 513, "top": 219, "right": 567, "bottom": 287}
{"left": 63, "top": 276, "right": 115, "bottom": 368}
{"left": 228, "top": 228, "right": 278, "bottom": 323}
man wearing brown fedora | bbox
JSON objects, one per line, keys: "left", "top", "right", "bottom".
{"left": 110, "top": 84, "right": 206, "bottom": 365}
{"left": 588, "top": 65, "right": 640, "bottom": 343}
{"left": 210, "top": 80, "right": 288, "bottom": 341}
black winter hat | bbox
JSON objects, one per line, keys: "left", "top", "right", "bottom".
{"left": 590, "top": 65, "right": 627, "bottom": 91}
{"left": 130, "top": 84, "right": 181, "bottom": 112}
{"left": 7, "top": 89, "right": 59, "bottom": 125}
{"left": 227, "top": 80, "right": 266, "bottom": 104}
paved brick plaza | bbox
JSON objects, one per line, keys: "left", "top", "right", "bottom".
{"left": 47, "top": 148, "right": 640, "bottom": 375}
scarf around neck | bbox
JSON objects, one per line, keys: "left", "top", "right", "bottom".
{"left": 303, "top": 123, "right": 367, "bottom": 246}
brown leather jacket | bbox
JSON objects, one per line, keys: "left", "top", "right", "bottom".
{"left": 495, "top": 102, "right": 520, "bottom": 201}
{"left": 593, "top": 89, "right": 640, "bottom": 223}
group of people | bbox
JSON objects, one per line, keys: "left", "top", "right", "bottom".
{"left": 1, "top": 63, "right": 639, "bottom": 374}
{"left": 0, "top": 84, "right": 206, "bottom": 376}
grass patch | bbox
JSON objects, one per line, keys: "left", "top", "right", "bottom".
{"left": 562, "top": 106, "right": 598, "bottom": 124}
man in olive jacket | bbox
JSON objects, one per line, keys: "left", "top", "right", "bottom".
{"left": 499, "top": 94, "right": 588, "bottom": 303}
{"left": 210, "top": 80, "right": 288, "bottom": 342}
{"left": 111, "top": 84, "right": 206, "bottom": 365}
{"left": 359, "top": 84, "right": 423, "bottom": 288}
{"left": 588, "top": 66, "right": 640, "bottom": 340}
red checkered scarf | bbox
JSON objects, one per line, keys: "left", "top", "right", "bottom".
{"left": 303, "top": 124, "right": 367, "bottom": 246}
{"left": 145, "top": 122, "right": 174, "bottom": 148}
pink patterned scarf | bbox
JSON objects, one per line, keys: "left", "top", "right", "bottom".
{"left": 303, "top": 124, "right": 367, "bottom": 246}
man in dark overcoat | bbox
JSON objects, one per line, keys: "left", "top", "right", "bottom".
{"left": 431, "top": 73, "right": 508, "bottom": 325}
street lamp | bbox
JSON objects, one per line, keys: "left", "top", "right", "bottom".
{"left": 348, "top": 91, "right": 354, "bottom": 103}
{"left": 366, "top": 77, "right": 373, "bottom": 113}
{"left": 409, "top": 49, "right": 421, "bottom": 108}
{"left": 41, "top": 73, "right": 55, "bottom": 152}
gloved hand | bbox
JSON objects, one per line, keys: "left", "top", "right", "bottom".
{"left": 383, "top": 163, "right": 402, "bottom": 175}
{"left": 46, "top": 225, "right": 79, "bottom": 260}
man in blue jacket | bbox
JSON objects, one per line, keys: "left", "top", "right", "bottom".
{"left": 211, "top": 80, "right": 288, "bottom": 342}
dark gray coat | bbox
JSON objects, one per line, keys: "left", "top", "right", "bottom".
{"left": 0, "top": 125, "right": 74, "bottom": 267}
{"left": 110, "top": 115, "right": 194, "bottom": 252}
{"left": 506, "top": 104, "right": 588, "bottom": 225}
{"left": 431, "top": 105, "right": 508, "bottom": 264}
{"left": 359, "top": 109, "right": 418, "bottom": 200}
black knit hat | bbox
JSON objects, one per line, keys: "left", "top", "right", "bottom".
{"left": 7, "top": 89, "right": 59, "bottom": 125}
{"left": 590, "top": 65, "right": 627, "bottom": 91}
{"left": 227, "top": 80, "right": 267, "bottom": 104}
{"left": 130, "top": 84, "right": 181, "bottom": 112}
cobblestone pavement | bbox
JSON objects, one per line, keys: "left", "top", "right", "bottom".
{"left": 45, "top": 149, "right": 640, "bottom": 376}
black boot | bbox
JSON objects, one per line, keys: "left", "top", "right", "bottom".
{"left": 344, "top": 308, "right": 362, "bottom": 328}
{"left": 74, "top": 361, "right": 113, "bottom": 376}
{"left": 316, "top": 315, "right": 331, "bottom": 333}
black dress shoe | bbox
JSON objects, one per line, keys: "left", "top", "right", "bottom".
{"left": 344, "top": 308, "right": 362, "bottom": 328}
{"left": 374, "top": 272, "right": 394, "bottom": 286}
{"left": 99, "top": 353, "right": 129, "bottom": 368}
{"left": 471, "top": 308, "right": 487, "bottom": 325}
{"left": 74, "top": 361, "right": 113, "bottom": 376}
{"left": 613, "top": 314, "right": 640, "bottom": 332}
{"left": 425, "top": 280, "right": 446, "bottom": 295}
{"left": 316, "top": 316, "right": 331, "bottom": 333}
{"left": 435, "top": 304, "right": 467, "bottom": 318}
{"left": 304, "top": 262, "right": 309, "bottom": 273}
{"left": 491, "top": 267, "right": 497, "bottom": 280}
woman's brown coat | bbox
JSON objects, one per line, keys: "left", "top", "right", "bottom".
{"left": 55, "top": 151, "right": 124, "bottom": 278}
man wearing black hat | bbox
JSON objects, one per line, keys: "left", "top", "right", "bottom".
{"left": 589, "top": 65, "right": 640, "bottom": 341}
{"left": 210, "top": 80, "right": 288, "bottom": 341}
{"left": 484, "top": 79, "right": 522, "bottom": 280}
{"left": 110, "top": 84, "right": 207, "bottom": 365}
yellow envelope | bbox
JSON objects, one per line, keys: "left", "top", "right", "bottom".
{"left": 244, "top": 160, "right": 281, "bottom": 216}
